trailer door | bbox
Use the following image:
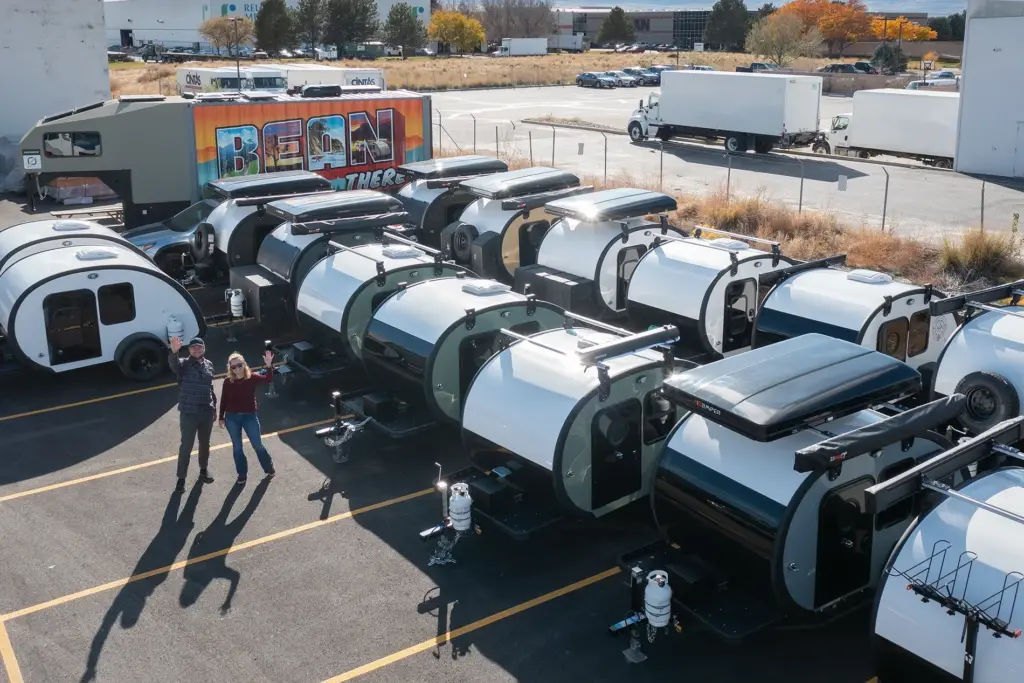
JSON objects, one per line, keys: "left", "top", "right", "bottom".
{"left": 43, "top": 289, "right": 102, "bottom": 365}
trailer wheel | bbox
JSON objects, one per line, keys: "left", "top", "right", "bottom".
{"left": 724, "top": 135, "right": 743, "bottom": 153}
{"left": 451, "top": 223, "right": 478, "bottom": 263}
{"left": 954, "top": 371, "right": 1020, "bottom": 434}
{"left": 628, "top": 122, "right": 645, "bottom": 142}
{"left": 120, "top": 339, "right": 167, "bottom": 382}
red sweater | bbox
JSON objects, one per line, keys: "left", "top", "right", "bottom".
{"left": 219, "top": 369, "right": 273, "bottom": 419}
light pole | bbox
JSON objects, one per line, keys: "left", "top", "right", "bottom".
{"left": 229, "top": 17, "right": 242, "bottom": 92}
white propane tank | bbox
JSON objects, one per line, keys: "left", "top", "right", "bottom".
{"left": 227, "top": 288, "right": 244, "bottom": 318}
{"left": 448, "top": 482, "right": 473, "bottom": 532}
{"left": 644, "top": 570, "right": 672, "bottom": 629}
{"left": 166, "top": 315, "right": 185, "bottom": 343}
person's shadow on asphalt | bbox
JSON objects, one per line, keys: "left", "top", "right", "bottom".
{"left": 80, "top": 482, "right": 204, "bottom": 683}
{"left": 179, "top": 477, "right": 271, "bottom": 615}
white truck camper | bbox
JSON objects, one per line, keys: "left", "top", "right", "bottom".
{"left": 815, "top": 89, "right": 960, "bottom": 168}
{"left": 628, "top": 70, "right": 823, "bottom": 153}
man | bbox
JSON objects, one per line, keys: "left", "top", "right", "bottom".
{"left": 169, "top": 336, "right": 217, "bottom": 493}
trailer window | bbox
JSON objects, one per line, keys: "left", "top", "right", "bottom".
{"left": 876, "top": 317, "right": 908, "bottom": 362}
{"left": 43, "top": 132, "right": 102, "bottom": 157}
{"left": 907, "top": 311, "right": 930, "bottom": 357}
{"left": 98, "top": 283, "right": 136, "bottom": 325}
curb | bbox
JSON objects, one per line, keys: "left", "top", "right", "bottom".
{"left": 518, "top": 120, "right": 952, "bottom": 174}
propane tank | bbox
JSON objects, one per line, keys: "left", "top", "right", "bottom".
{"left": 227, "top": 288, "right": 244, "bottom": 318}
{"left": 644, "top": 570, "right": 672, "bottom": 629}
{"left": 166, "top": 315, "right": 185, "bottom": 344}
{"left": 448, "top": 482, "right": 473, "bottom": 532}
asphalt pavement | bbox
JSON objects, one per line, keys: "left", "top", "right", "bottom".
{"left": 427, "top": 85, "right": 1024, "bottom": 242}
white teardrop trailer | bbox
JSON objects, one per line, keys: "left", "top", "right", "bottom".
{"left": 0, "top": 219, "right": 205, "bottom": 380}
{"left": 394, "top": 155, "right": 510, "bottom": 246}
{"left": 867, "top": 415, "right": 1024, "bottom": 683}
{"left": 605, "top": 334, "right": 974, "bottom": 651}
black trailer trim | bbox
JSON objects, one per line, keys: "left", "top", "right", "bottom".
{"left": 399, "top": 155, "right": 509, "bottom": 180}
{"left": 205, "top": 170, "right": 331, "bottom": 200}
{"left": 929, "top": 279, "right": 1024, "bottom": 317}
{"left": 267, "top": 190, "right": 403, "bottom": 223}
{"left": 459, "top": 167, "right": 580, "bottom": 201}
{"left": 543, "top": 187, "right": 677, "bottom": 222}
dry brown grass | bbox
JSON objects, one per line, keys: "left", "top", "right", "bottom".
{"left": 451, "top": 146, "right": 1023, "bottom": 289}
{"left": 110, "top": 51, "right": 847, "bottom": 96}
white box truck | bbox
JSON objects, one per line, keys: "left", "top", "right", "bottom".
{"left": 547, "top": 34, "right": 586, "bottom": 53}
{"left": 815, "top": 89, "right": 959, "bottom": 168}
{"left": 260, "top": 63, "right": 387, "bottom": 92}
{"left": 627, "top": 70, "right": 823, "bottom": 154}
{"left": 496, "top": 38, "right": 548, "bottom": 57}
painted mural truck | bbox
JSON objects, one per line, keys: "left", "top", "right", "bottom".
{"left": 627, "top": 70, "right": 822, "bottom": 154}
{"left": 813, "top": 89, "right": 959, "bottom": 168}
{"left": 18, "top": 90, "right": 433, "bottom": 228}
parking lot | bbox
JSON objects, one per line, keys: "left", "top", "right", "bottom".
{"left": 0, "top": 205, "right": 881, "bottom": 683}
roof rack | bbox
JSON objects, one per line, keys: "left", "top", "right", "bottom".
{"left": 930, "top": 279, "right": 1024, "bottom": 317}
{"left": 290, "top": 211, "right": 410, "bottom": 236}
{"left": 757, "top": 253, "right": 849, "bottom": 287}
{"left": 232, "top": 189, "right": 335, "bottom": 210}
{"left": 459, "top": 167, "right": 580, "bottom": 201}
{"left": 544, "top": 188, "right": 679, "bottom": 222}
{"left": 326, "top": 231, "right": 449, "bottom": 285}
{"left": 793, "top": 393, "right": 967, "bottom": 477}
{"left": 118, "top": 94, "right": 167, "bottom": 102}
{"left": 423, "top": 175, "right": 493, "bottom": 190}
{"left": 499, "top": 324, "right": 679, "bottom": 399}
{"left": 649, "top": 231, "right": 783, "bottom": 274}
{"left": 41, "top": 101, "right": 105, "bottom": 123}
{"left": 865, "top": 415, "right": 1024, "bottom": 516}
{"left": 399, "top": 155, "right": 509, "bottom": 180}
{"left": 499, "top": 186, "right": 595, "bottom": 213}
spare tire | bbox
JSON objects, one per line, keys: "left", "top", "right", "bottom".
{"left": 192, "top": 223, "right": 215, "bottom": 265}
{"left": 954, "top": 371, "right": 1020, "bottom": 434}
{"left": 452, "top": 223, "right": 478, "bottom": 263}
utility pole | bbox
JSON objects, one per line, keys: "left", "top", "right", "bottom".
{"left": 230, "top": 16, "right": 242, "bottom": 92}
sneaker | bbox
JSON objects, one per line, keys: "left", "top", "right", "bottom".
{"left": 265, "top": 468, "right": 276, "bottom": 479}
{"left": 174, "top": 478, "right": 185, "bottom": 493}
{"left": 236, "top": 475, "right": 247, "bottom": 486}
{"left": 198, "top": 469, "right": 214, "bottom": 484}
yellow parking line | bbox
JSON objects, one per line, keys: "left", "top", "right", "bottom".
{"left": 1, "top": 487, "right": 432, "bottom": 623}
{"left": 321, "top": 567, "right": 622, "bottom": 682}
{"left": 0, "top": 418, "right": 336, "bottom": 504}
{"left": 0, "top": 619, "right": 24, "bottom": 683}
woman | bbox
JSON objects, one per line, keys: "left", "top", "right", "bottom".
{"left": 219, "top": 349, "right": 276, "bottom": 485}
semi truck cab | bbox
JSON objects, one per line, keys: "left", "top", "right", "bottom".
{"left": 627, "top": 94, "right": 662, "bottom": 142}
{"left": 815, "top": 113, "right": 861, "bottom": 157}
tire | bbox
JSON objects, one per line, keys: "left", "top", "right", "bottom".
{"left": 724, "top": 135, "right": 743, "bottom": 153}
{"left": 812, "top": 142, "right": 830, "bottom": 155}
{"left": 628, "top": 122, "right": 645, "bottom": 142}
{"left": 753, "top": 138, "right": 774, "bottom": 154}
{"left": 451, "top": 223, "right": 478, "bottom": 262}
{"left": 191, "top": 222, "right": 215, "bottom": 265}
{"left": 120, "top": 338, "right": 167, "bottom": 381}
{"left": 935, "top": 159, "right": 953, "bottom": 169}
{"left": 954, "top": 371, "right": 1020, "bottom": 435}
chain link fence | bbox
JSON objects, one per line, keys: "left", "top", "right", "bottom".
{"left": 432, "top": 113, "right": 1024, "bottom": 243}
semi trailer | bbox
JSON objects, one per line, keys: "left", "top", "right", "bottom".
{"left": 627, "top": 70, "right": 823, "bottom": 153}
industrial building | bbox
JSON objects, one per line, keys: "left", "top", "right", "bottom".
{"left": 954, "top": 0, "right": 1024, "bottom": 178}
{"left": 1, "top": 0, "right": 111, "bottom": 142}
{"left": 103, "top": 0, "right": 430, "bottom": 50}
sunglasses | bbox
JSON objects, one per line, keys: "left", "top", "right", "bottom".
{"left": 230, "top": 363, "right": 244, "bottom": 369}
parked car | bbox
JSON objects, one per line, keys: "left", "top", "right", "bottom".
{"left": 906, "top": 78, "right": 959, "bottom": 90}
{"left": 926, "top": 70, "right": 959, "bottom": 80}
{"left": 750, "top": 62, "right": 777, "bottom": 72}
{"left": 622, "top": 67, "right": 659, "bottom": 85}
{"left": 853, "top": 61, "right": 879, "bottom": 74}
{"left": 577, "top": 71, "right": 616, "bottom": 88}
{"left": 415, "top": 47, "right": 435, "bottom": 57}
{"left": 604, "top": 71, "right": 639, "bottom": 87}
{"left": 817, "top": 63, "right": 860, "bottom": 73}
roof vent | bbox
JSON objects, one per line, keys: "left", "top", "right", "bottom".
{"left": 381, "top": 245, "right": 424, "bottom": 259}
{"left": 706, "top": 237, "right": 749, "bottom": 252}
{"left": 462, "top": 281, "right": 511, "bottom": 296}
{"left": 75, "top": 247, "right": 118, "bottom": 261}
{"left": 52, "top": 220, "right": 92, "bottom": 232}
{"left": 846, "top": 269, "right": 892, "bottom": 285}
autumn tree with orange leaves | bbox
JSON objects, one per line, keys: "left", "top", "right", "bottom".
{"left": 870, "top": 15, "right": 938, "bottom": 41}
{"left": 778, "top": 0, "right": 871, "bottom": 55}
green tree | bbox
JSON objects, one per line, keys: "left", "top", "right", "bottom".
{"left": 757, "top": 3, "right": 777, "bottom": 18}
{"left": 255, "top": 0, "right": 293, "bottom": 54}
{"left": 873, "top": 42, "right": 908, "bottom": 73}
{"left": 384, "top": 2, "right": 427, "bottom": 58}
{"left": 746, "top": 11, "right": 822, "bottom": 66}
{"left": 948, "top": 11, "right": 965, "bottom": 40}
{"left": 926, "top": 16, "right": 951, "bottom": 41}
{"left": 326, "top": 0, "right": 379, "bottom": 52}
{"left": 705, "top": 0, "right": 751, "bottom": 50}
{"left": 596, "top": 6, "right": 635, "bottom": 45}
{"left": 294, "top": 0, "right": 328, "bottom": 49}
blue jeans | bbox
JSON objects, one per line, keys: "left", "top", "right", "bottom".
{"left": 224, "top": 413, "right": 274, "bottom": 477}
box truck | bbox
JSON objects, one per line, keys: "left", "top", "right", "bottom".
{"left": 496, "top": 38, "right": 548, "bottom": 57}
{"left": 259, "top": 63, "right": 387, "bottom": 92}
{"left": 813, "top": 89, "right": 959, "bottom": 168}
{"left": 627, "top": 70, "right": 823, "bottom": 154}
{"left": 20, "top": 90, "right": 433, "bottom": 228}
{"left": 547, "top": 34, "right": 586, "bottom": 53}
{"left": 176, "top": 67, "right": 289, "bottom": 94}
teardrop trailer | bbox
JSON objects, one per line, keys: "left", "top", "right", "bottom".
{"left": 605, "top": 334, "right": 974, "bottom": 651}
{"left": 0, "top": 234, "right": 205, "bottom": 381}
